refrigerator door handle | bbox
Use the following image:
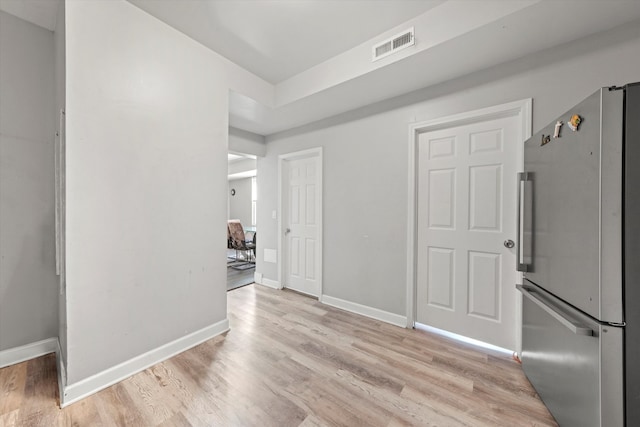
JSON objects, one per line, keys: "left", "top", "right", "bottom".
{"left": 516, "top": 172, "right": 531, "bottom": 272}
{"left": 516, "top": 285, "right": 594, "bottom": 336}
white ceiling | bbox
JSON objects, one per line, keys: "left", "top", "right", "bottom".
{"left": 227, "top": 153, "right": 244, "bottom": 163}
{"left": 128, "top": 0, "right": 443, "bottom": 84}
{"left": 4, "top": 0, "right": 640, "bottom": 136}
{"left": 228, "top": 0, "right": 640, "bottom": 135}
{"left": 0, "top": 0, "right": 60, "bottom": 31}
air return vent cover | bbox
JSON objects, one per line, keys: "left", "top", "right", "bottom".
{"left": 372, "top": 27, "right": 415, "bottom": 61}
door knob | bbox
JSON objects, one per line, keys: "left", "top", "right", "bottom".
{"left": 285, "top": 228, "right": 291, "bottom": 235}
{"left": 504, "top": 239, "right": 515, "bottom": 248}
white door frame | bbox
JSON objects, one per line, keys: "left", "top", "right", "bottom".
{"left": 406, "top": 99, "right": 531, "bottom": 347}
{"left": 278, "top": 147, "right": 323, "bottom": 296}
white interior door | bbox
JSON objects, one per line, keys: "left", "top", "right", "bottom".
{"left": 416, "top": 115, "right": 519, "bottom": 350}
{"left": 283, "top": 155, "right": 321, "bottom": 296}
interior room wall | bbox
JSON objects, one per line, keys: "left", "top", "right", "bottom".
{"left": 256, "top": 21, "right": 640, "bottom": 318}
{"left": 228, "top": 158, "right": 257, "bottom": 176}
{"left": 228, "top": 177, "right": 253, "bottom": 227}
{"left": 0, "top": 11, "right": 58, "bottom": 352}
{"left": 63, "top": 0, "right": 270, "bottom": 393}
{"left": 229, "top": 126, "right": 266, "bottom": 157}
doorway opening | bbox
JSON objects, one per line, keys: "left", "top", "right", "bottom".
{"left": 227, "top": 151, "right": 257, "bottom": 291}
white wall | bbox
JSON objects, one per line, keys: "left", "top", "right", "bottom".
{"left": 257, "top": 21, "right": 640, "bottom": 317}
{"left": 0, "top": 11, "right": 58, "bottom": 351}
{"left": 229, "top": 126, "right": 265, "bottom": 157}
{"left": 63, "top": 0, "right": 266, "bottom": 390}
{"left": 228, "top": 158, "right": 257, "bottom": 177}
{"left": 228, "top": 177, "right": 253, "bottom": 227}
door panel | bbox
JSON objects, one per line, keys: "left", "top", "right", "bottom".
{"left": 468, "top": 250, "right": 500, "bottom": 320}
{"left": 469, "top": 164, "right": 501, "bottom": 231}
{"left": 305, "top": 238, "right": 316, "bottom": 280}
{"left": 428, "top": 169, "right": 456, "bottom": 229}
{"left": 284, "top": 156, "right": 321, "bottom": 296}
{"left": 290, "top": 237, "right": 300, "bottom": 276}
{"left": 470, "top": 128, "right": 503, "bottom": 154}
{"left": 427, "top": 247, "right": 455, "bottom": 309}
{"left": 417, "top": 115, "right": 518, "bottom": 350}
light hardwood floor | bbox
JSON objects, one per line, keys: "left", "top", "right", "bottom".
{"left": 227, "top": 263, "right": 255, "bottom": 291}
{"left": 0, "top": 284, "right": 557, "bottom": 426}
{"left": 227, "top": 249, "right": 255, "bottom": 291}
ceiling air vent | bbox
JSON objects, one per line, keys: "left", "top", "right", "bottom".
{"left": 372, "top": 27, "right": 415, "bottom": 62}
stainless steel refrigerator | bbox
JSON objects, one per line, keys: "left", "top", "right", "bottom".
{"left": 517, "top": 82, "right": 639, "bottom": 427}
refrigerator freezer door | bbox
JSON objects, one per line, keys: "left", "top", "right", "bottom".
{"left": 520, "top": 282, "right": 624, "bottom": 427}
{"left": 521, "top": 88, "right": 623, "bottom": 322}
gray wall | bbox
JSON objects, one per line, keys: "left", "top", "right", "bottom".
{"left": 229, "top": 126, "right": 265, "bottom": 157}
{"left": 0, "top": 11, "right": 58, "bottom": 351}
{"left": 228, "top": 157, "right": 257, "bottom": 176}
{"left": 64, "top": 0, "right": 229, "bottom": 384}
{"left": 257, "top": 20, "right": 640, "bottom": 317}
{"left": 228, "top": 177, "right": 253, "bottom": 227}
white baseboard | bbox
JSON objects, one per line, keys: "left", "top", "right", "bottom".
{"left": 260, "top": 277, "right": 282, "bottom": 289}
{"left": 254, "top": 272, "right": 281, "bottom": 290}
{"left": 254, "top": 272, "right": 263, "bottom": 284}
{"left": 320, "top": 295, "right": 407, "bottom": 328}
{"left": 61, "top": 318, "right": 230, "bottom": 407}
{"left": 0, "top": 337, "right": 59, "bottom": 369}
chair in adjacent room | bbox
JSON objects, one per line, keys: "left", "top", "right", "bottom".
{"left": 227, "top": 219, "right": 256, "bottom": 270}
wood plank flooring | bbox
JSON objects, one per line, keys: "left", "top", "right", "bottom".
{"left": 0, "top": 284, "right": 557, "bottom": 426}
{"left": 227, "top": 249, "right": 255, "bottom": 291}
{"left": 227, "top": 263, "right": 255, "bottom": 291}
